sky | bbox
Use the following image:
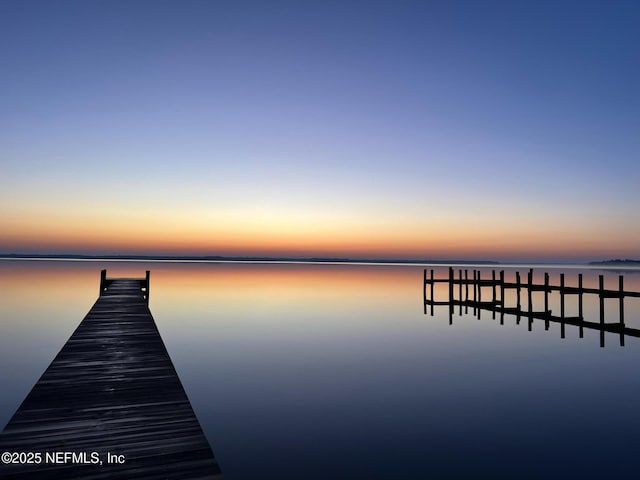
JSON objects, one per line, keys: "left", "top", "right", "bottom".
{"left": 1, "top": 0, "right": 639, "bottom": 262}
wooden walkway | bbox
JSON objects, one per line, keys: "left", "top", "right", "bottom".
{"left": 0, "top": 270, "right": 222, "bottom": 479}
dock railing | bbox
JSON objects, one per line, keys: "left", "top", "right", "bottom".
{"left": 99, "top": 268, "right": 150, "bottom": 303}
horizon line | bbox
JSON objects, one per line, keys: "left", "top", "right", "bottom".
{"left": 0, "top": 253, "right": 640, "bottom": 267}
{"left": 2, "top": 253, "right": 638, "bottom": 267}
{"left": 0, "top": 252, "right": 500, "bottom": 266}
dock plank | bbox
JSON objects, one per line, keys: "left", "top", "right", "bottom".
{"left": 0, "top": 274, "right": 222, "bottom": 479}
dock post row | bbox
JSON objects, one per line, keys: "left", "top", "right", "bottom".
{"left": 423, "top": 267, "right": 640, "bottom": 348}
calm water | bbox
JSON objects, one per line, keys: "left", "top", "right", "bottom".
{"left": 2, "top": 260, "right": 640, "bottom": 479}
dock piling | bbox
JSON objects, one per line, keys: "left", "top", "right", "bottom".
{"left": 491, "top": 270, "right": 496, "bottom": 320}
{"left": 499, "top": 270, "right": 505, "bottom": 325}
{"left": 430, "top": 269, "right": 434, "bottom": 316}
{"left": 448, "top": 267, "right": 454, "bottom": 324}
{"left": 527, "top": 269, "right": 533, "bottom": 313}
{"left": 560, "top": 273, "right": 565, "bottom": 318}
{"left": 100, "top": 268, "right": 107, "bottom": 293}
{"left": 145, "top": 269, "right": 150, "bottom": 304}
{"left": 578, "top": 273, "right": 584, "bottom": 338}
{"left": 620, "top": 275, "right": 625, "bottom": 346}
{"left": 423, "top": 269, "right": 427, "bottom": 314}
{"left": 544, "top": 272, "right": 550, "bottom": 330}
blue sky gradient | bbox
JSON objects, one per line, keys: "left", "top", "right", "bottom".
{"left": 1, "top": 1, "right": 639, "bottom": 261}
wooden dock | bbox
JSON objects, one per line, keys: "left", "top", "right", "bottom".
{"left": 424, "top": 267, "right": 640, "bottom": 348}
{"left": 0, "top": 270, "right": 222, "bottom": 479}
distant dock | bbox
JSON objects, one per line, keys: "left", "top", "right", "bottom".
{"left": 0, "top": 270, "right": 222, "bottom": 479}
{"left": 424, "top": 267, "right": 640, "bottom": 347}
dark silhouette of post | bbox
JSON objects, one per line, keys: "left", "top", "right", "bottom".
{"left": 560, "top": 273, "right": 565, "bottom": 318}
{"left": 430, "top": 269, "right": 434, "bottom": 316}
{"left": 499, "top": 270, "right": 505, "bottom": 325}
{"left": 100, "top": 268, "right": 107, "bottom": 294}
{"left": 527, "top": 270, "right": 533, "bottom": 312}
{"left": 619, "top": 275, "right": 624, "bottom": 325}
{"left": 560, "top": 273, "right": 566, "bottom": 338}
{"left": 458, "top": 269, "right": 463, "bottom": 315}
{"left": 473, "top": 270, "right": 477, "bottom": 315}
{"left": 145, "top": 270, "right": 150, "bottom": 304}
{"left": 527, "top": 269, "right": 533, "bottom": 331}
{"left": 619, "top": 275, "right": 625, "bottom": 347}
{"left": 544, "top": 272, "right": 550, "bottom": 330}
{"left": 599, "top": 275, "right": 605, "bottom": 324}
{"left": 599, "top": 274, "right": 605, "bottom": 348}
{"left": 464, "top": 269, "right": 469, "bottom": 314}
{"left": 491, "top": 270, "right": 496, "bottom": 320}
{"left": 423, "top": 269, "right": 427, "bottom": 314}
{"left": 477, "top": 270, "right": 482, "bottom": 319}
{"left": 578, "top": 273, "right": 584, "bottom": 338}
{"left": 515, "top": 271, "right": 521, "bottom": 325}
{"left": 448, "top": 267, "right": 454, "bottom": 324}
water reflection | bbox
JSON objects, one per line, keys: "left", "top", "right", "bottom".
{"left": 2, "top": 261, "right": 640, "bottom": 479}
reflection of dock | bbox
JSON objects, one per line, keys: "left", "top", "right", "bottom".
{"left": 423, "top": 267, "right": 640, "bottom": 347}
{"left": 0, "top": 270, "right": 222, "bottom": 479}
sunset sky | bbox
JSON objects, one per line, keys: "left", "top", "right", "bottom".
{"left": 1, "top": 1, "right": 638, "bottom": 262}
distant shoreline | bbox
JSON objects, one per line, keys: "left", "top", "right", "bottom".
{"left": 0, "top": 253, "right": 500, "bottom": 265}
{"left": 588, "top": 259, "right": 640, "bottom": 266}
{"left": 2, "top": 254, "right": 639, "bottom": 268}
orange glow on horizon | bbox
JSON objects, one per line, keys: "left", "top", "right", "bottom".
{"left": 2, "top": 204, "right": 638, "bottom": 261}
